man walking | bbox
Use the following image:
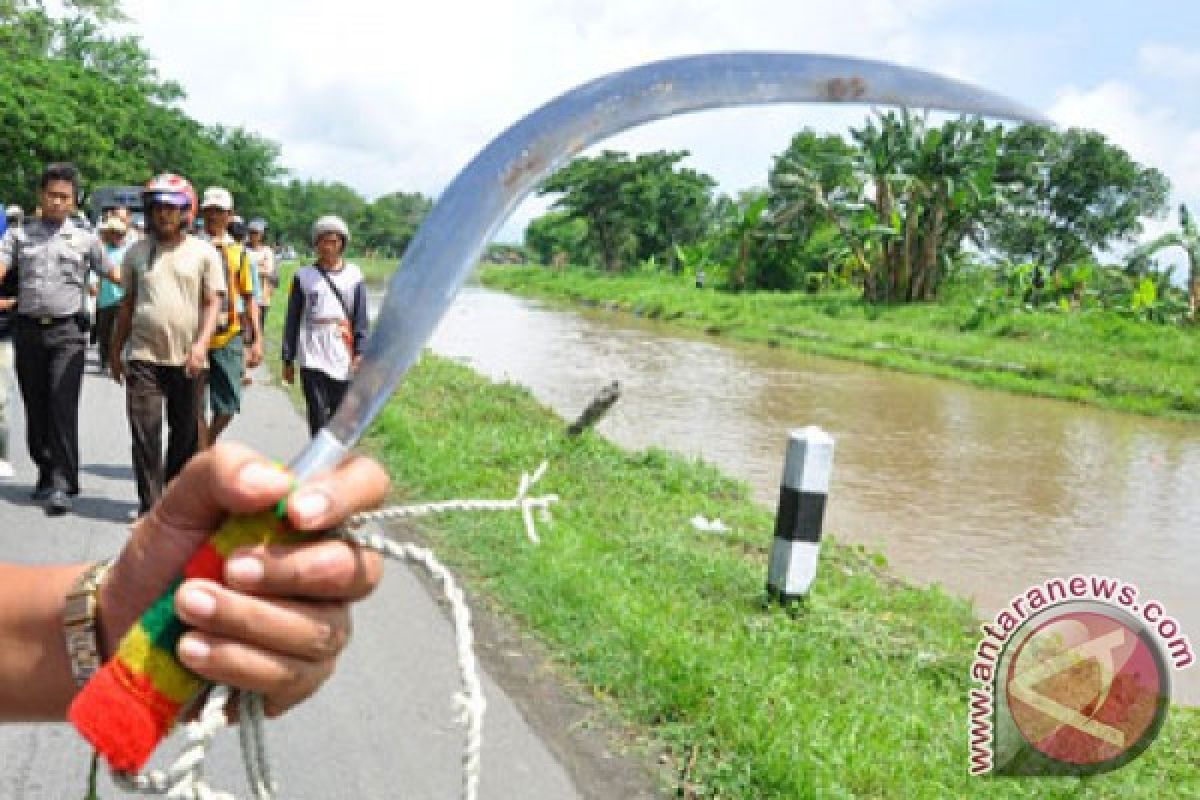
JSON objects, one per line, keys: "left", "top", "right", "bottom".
{"left": 94, "top": 216, "right": 129, "bottom": 371}
{"left": 197, "top": 188, "right": 261, "bottom": 447}
{"left": 0, "top": 164, "right": 119, "bottom": 514}
{"left": 246, "top": 218, "right": 276, "bottom": 321}
{"left": 282, "top": 215, "right": 368, "bottom": 436}
{"left": 110, "top": 174, "right": 224, "bottom": 515}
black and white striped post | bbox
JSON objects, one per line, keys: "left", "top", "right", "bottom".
{"left": 767, "top": 426, "right": 835, "bottom": 605}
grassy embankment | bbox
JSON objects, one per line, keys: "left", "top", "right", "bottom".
{"left": 265, "top": 260, "right": 1199, "bottom": 798}
{"left": 480, "top": 265, "right": 1200, "bottom": 420}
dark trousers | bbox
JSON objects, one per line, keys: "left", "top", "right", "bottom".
{"left": 94, "top": 305, "right": 120, "bottom": 369}
{"left": 126, "top": 360, "right": 200, "bottom": 513}
{"left": 14, "top": 316, "right": 85, "bottom": 493}
{"left": 300, "top": 368, "right": 349, "bottom": 437}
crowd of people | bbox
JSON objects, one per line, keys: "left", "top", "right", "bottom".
{"left": 0, "top": 162, "right": 380, "bottom": 731}
{"left": 0, "top": 163, "right": 370, "bottom": 516}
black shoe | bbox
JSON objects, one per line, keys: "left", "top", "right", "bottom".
{"left": 45, "top": 489, "right": 72, "bottom": 516}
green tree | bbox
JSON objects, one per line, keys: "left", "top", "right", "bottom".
{"left": 207, "top": 125, "right": 287, "bottom": 223}
{"left": 273, "top": 179, "right": 367, "bottom": 250}
{"left": 355, "top": 191, "right": 432, "bottom": 257}
{"left": 984, "top": 126, "right": 1171, "bottom": 273}
{"left": 767, "top": 114, "right": 1001, "bottom": 301}
{"left": 851, "top": 112, "right": 1002, "bottom": 301}
{"left": 525, "top": 211, "right": 592, "bottom": 266}
{"left": 0, "top": 0, "right": 285, "bottom": 218}
{"left": 764, "top": 129, "right": 864, "bottom": 291}
{"left": 539, "top": 150, "right": 638, "bottom": 271}
{"left": 537, "top": 149, "right": 716, "bottom": 272}
{"left": 621, "top": 151, "right": 715, "bottom": 269}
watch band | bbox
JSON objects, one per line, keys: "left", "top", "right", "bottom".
{"left": 63, "top": 560, "right": 114, "bottom": 688}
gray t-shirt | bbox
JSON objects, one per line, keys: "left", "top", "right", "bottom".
{"left": 0, "top": 216, "right": 105, "bottom": 318}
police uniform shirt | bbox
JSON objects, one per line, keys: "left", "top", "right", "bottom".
{"left": 0, "top": 216, "right": 105, "bottom": 319}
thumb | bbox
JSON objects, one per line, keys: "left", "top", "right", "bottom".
{"left": 99, "top": 443, "right": 293, "bottom": 648}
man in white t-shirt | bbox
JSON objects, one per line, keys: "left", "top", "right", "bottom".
{"left": 281, "top": 215, "right": 368, "bottom": 436}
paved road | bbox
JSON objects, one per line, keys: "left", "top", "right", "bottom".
{"left": 0, "top": 353, "right": 586, "bottom": 799}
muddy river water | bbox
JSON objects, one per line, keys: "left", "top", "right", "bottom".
{"left": 404, "top": 287, "right": 1199, "bottom": 703}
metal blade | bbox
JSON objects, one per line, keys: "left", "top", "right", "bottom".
{"left": 291, "top": 52, "right": 1049, "bottom": 477}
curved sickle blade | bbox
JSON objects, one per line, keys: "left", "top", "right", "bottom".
{"left": 291, "top": 52, "right": 1049, "bottom": 477}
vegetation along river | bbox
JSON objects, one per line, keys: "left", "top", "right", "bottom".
{"left": 392, "top": 286, "right": 1200, "bottom": 705}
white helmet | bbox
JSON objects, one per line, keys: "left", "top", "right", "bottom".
{"left": 311, "top": 214, "right": 350, "bottom": 247}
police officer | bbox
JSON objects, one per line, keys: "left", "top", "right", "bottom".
{"left": 0, "top": 163, "right": 119, "bottom": 514}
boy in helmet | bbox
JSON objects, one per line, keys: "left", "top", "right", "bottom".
{"left": 281, "top": 215, "right": 368, "bottom": 436}
{"left": 109, "top": 174, "right": 226, "bottom": 516}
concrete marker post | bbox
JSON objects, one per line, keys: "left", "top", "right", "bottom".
{"left": 767, "top": 426, "right": 835, "bottom": 605}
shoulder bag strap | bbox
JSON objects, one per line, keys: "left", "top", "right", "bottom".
{"left": 317, "top": 267, "right": 352, "bottom": 321}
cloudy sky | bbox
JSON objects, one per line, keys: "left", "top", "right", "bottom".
{"left": 119, "top": 0, "right": 1200, "bottom": 249}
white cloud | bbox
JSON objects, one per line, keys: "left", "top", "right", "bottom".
{"left": 119, "top": 0, "right": 997, "bottom": 239}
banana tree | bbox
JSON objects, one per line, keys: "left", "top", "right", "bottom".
{"left": 857, "top": 112, "right": 1003, "bottom": 301}
{"left": 1128, "top": 204, "right": 1199, "bottom": 321}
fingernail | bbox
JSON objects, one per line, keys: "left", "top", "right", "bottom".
{"left": 226, "top": 553, "right": 265, "bottom": 585}
{"left": 178, "top": 586, "right": 217, "bottom": 618}
{"left": 291, "top": 489, "right": 331, "bottom": 521}
{"left": 178, "top": 635, "right": 210, "bottom": 664}
{"left": 240, "top": 461, "right": 291, "bottom": 493}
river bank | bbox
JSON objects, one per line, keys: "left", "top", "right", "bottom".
{"left": 478, "top": 265, "right": 1200, "bottom": 420}
{"left": 263, "top": 263, "right": 1197, "bottom": 798}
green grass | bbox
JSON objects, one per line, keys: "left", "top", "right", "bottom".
{"left": 265, "top": 259, "right": 1199, "bottom": 798}
{"left": 365, "top": 356, "right": 1199, "bottom": 798}
{"left": 479, "top": 266, "right": 1200, "bottom": 420}
{"left": 351, "top": 255, "right": 399, "bottom": 285}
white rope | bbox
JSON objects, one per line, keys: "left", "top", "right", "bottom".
{"left": 103, "top": 464, "right": 556, "bottom": 800}
{"left": 335, "top": 528, "right": 487, "bottom": 800}
{"left": 352, "top": 460, "right": 558, "bottom": 544}
{"left": 112, "top": 685, "right": 240, "bottom": 800}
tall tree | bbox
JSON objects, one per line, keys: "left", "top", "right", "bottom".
{"left": 524, "top": 211, "right": 591, "bottom": 267}
{"left": 273, "top": 179, "right": 367, "bottom": 249}
{"left": 983, "top": 125, "right": 1171, "bottom": 272}
{"left": 0, "top": 0, "right": 284, "bottom": 216}
{"left": 765, "top": 129, "right": 864, "bottom": 291}
{"left": 771, "top": 113, "right": 1002, "bottom": 302}
{"left": 539, "top": 151, "right": 638, "bottom": 271}
{"left": 621, "top": 151, "right": 715, "bottom": 269}
{"left": 355, "top": 191, "right": 432, "bottom": 257}
{"left": 538, "top": 150, "right": 715, "bottom": 271}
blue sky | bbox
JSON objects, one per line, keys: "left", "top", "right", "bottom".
{"left": 119, "top": 0, "right": 1200, "bottom": 253}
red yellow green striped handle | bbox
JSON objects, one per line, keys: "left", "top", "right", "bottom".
{"left": 68, "top": 510, "right": 309, "bottom": 772}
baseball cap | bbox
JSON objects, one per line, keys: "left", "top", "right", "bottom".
{"left": 247, "top": 217, "right": 267, "bottom": 233}
{"left": 99, "top": 216, "right": 127, "bottom": 233}
{"left": 5, "top": 204, "right": 21, "bottom": 217}
{"left": 200, "top": 187, "right": 234, "bottom": 211}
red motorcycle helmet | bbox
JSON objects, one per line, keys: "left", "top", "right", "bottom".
{"left": 142, "top": 173, "right": 197, "bottom": 226}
